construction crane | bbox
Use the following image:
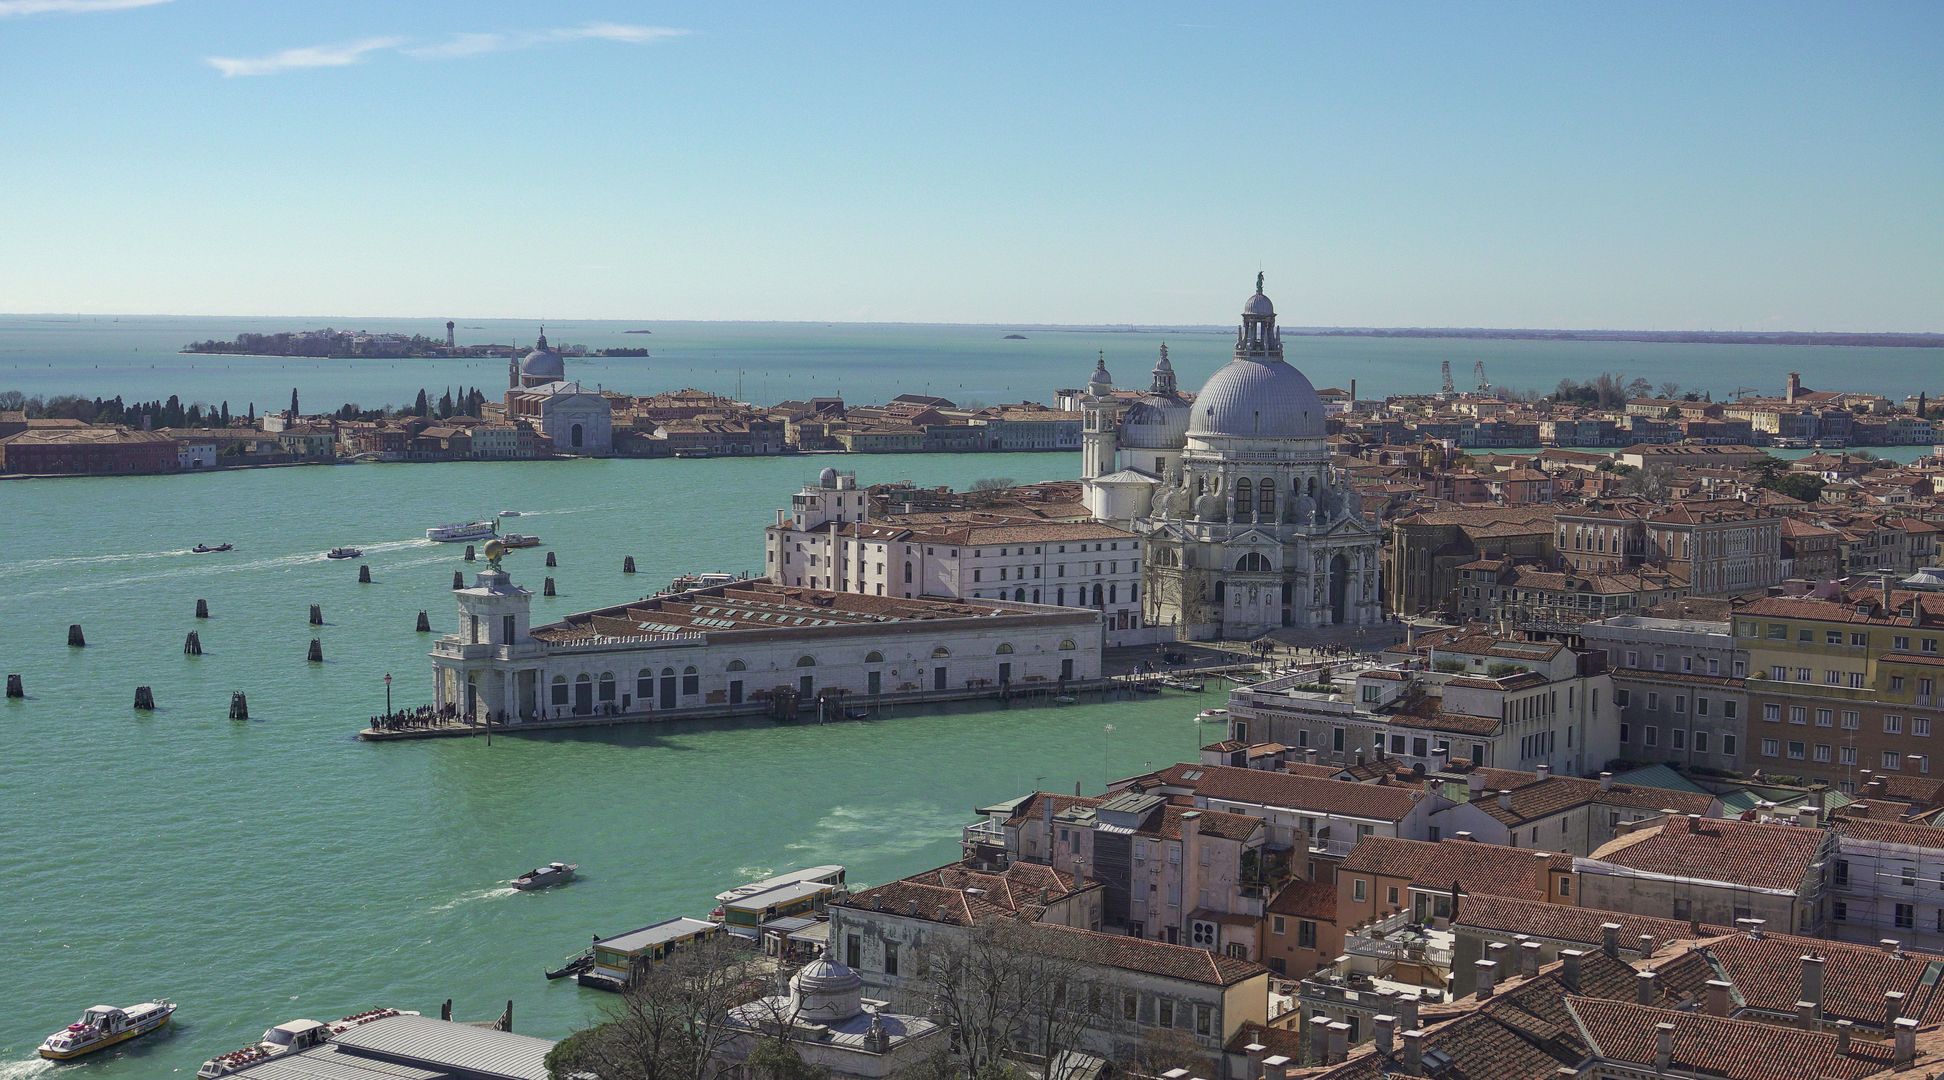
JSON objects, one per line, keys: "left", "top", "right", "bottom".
{"left": 1440, "top": 360, "right": 1455, "bottom": 396}
{"left": 1732, "top": 386, "right": 1761, "bottom": 400}
{"left": 1474, "top": 360, "right": 1491, "bottom": 395}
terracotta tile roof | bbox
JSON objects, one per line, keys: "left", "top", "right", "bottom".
{"left": 1340, "top": 838, "right": 1568, "bottom": 901}
{"left": 1584, "top": 816, "right": 1830, "bottom": 893}
{"left": 1568, "top": 998, "right": 1898, "bottom": 1079}
{"left": 1835, "top": 818, "right": 1944, "bottom": 849}
{"left": 1188, "top": 765, "right": 1426, "bottom": 822}
{"left": 1267, "top": 879, "right": 1337, "bottom": 922}
{"left": 1681, "top": 929, "right": 1944, "bottom": 1028}
{"left": 1225, "top": 1020, "right": 1304, "bottom": 1061}
{"left": 1453, "top": 893, "right": 1723, "bottom": 952}
{"left": 836, "top": 859, "right": 1092, "bottom": 926}
{"left": 1470, "top": 775, "right": 1715, "bottom": 826}
{"left": 1030, "top": 922, "right": 1265, "bottom": 986}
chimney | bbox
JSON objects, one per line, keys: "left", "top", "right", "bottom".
{"left": 1498, "top": 789, "right": 1514, "bottom": 811}
{"left": 1475, "top": 959, "right": 1499, "bottom": 998}
{"left": 1800, "top": 955, "right": 1824, "bottom": 1015}
{"left": 1704, "top": 980, "right": 1732, "bottom": 1017}
{"left": 1455, "top": 830, "right": 1473, "bottom": 842}
{"left": 1601, "top": 922, "right": 1621, "bottom": 959}
{"left": 1599, "top": 770, "right": 1614, "bottom": 791}
{"left": 1401, "top": 1029, "right": 1424, "bottom": 1075}
{"left": 1835, "top": 1020, "right": 1853, "bottom": 1057}
{"left": 1738, "top": 917, "right": 1765, "bottom": 939}
{"left": 1639, "top": 934, "right": 1657, "bottom": 958}
{"left": 1307, "top": 1016, "right": 1333, "bottom": 1065}
{"left": 1468, "top": 772, "right": 1485, "bottom": 795}
{"left": 1637, "top": 970, "right": 1660, "bottom": 1005}
{"left": 1350, "top": 378, "right": 1358, "bottom": 403}
{"left": 1396, "top": 996, "right": 1420, "bottom": 1032}
{"left": 1795, "top": 804, "right": 1819, "bottom": 827}
{"left": 1654, "top": 1022, "right": 1675, "bottom": 1071}
{"left": 1521, "top": 940, "right": 1544, "bottom": 976}
{"left": 1560, "top": 949, "right": 1585, "bottom": 993}
{"left": 1895, "top": 1017, "right": 1919, "bottom": 1067}
{"left": 1488, "top": 941, "right": 1511, "bottom": 974}
{"left": 1536, "top": 763, "right": 1552, "bottom": 780}
{"left": 1259, "top": 1056, "right": 1290, "bottom": 1080}
{"left": 1374, "top": 1014, "right": 1397, "bottom": 1057}
{"left": 1242, "top": 1042, "right": 1267, "bottom": 1078}
{"left": 1796, "top": 1000, "right": 1817, "bottom": 1030}
{"left": 1327, "top": 1022, "right": 1350, "bottom": 1065}
{"left": 1880, "top": 938, "right": 1903, "bottom": 956}
{"left": 1686, "top": 812, "right": 1703, "bottom": 832}
{"left": 1885, "top": 990, "right": 1905, "bottom": 1029}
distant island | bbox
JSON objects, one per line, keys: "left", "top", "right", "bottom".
{"left": 624, "top": 329, "right": 654, "bottom": 334}
{"left": 1283, "top": 327, "right": 1944, "bottom": 348}
{"left": 1003, "top": 334, "right": 1027, "bottom": 340}
{"left": 184, "top": 329, "right": 647, "bottom": 360}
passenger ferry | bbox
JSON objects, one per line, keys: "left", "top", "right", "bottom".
{"left": 426, "top": 520, "right": 498, "bottom": 542}
{"left": 195, "top": 1009, "right": 410, "bottom": 1077}
{"left": 38, "top": 1000, "right": 175, "bottom": 1060}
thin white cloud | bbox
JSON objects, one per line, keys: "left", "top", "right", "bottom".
{"left": 207, "top": 36, "right": 405, "bottom": 78}
{"left": 0, "top": 0, "right": 170, "bottom": 16}
{"left": 404, "top": 23, "right": 688, "bottom": 60}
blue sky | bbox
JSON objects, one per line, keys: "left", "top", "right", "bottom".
{"left": 2, "top": 1, "right": 1939, "bottom": 328}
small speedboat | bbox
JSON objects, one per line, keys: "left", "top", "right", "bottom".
{"left": 513, "top": 862, "right": 577, "bottom": 891}
{"left": 500, "top": 534, "right": 542, "bottom": 548}
{"left": 192, "top": 543, "right": 233, "bottom": 554}
{"left": 499, "top": 510, "right": 522, "bottom": 517}
{"left": 39, "top": 1000, "right": 175, "bottom": 1060}
{"left": 1054, "top": 695, "right": 1077, "bottom": 705}
{"left": 326, "top": 547, "right": 362, "bottom": 560}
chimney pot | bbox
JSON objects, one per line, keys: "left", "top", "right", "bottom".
{"left": 1475, "top": 959, "right": 1499, "bottom": 998}
{"left": 1654, "top": 1022, "right": 1675, "bottom": 1071}
{"left": 1402, "top": 1029, "right": 1425, "bottom": 1074}
{"left": 1835, "top": 1020, "right": 1853, "bottom": 1057}
{"left": 1455, "top": 830, "right": 1473, "bottom": 842}
{"left": 1637, "top": 970, "right": 1660, "bottom": 1005}
{"left": 1599, "top": 770, "right": 1614, "bottom": 791}
{"left": 1601, "top": 922, "right": 1621, "bottom": 959}
{"left": 1639, "top": 933, "right": 1656, "bottom": 958}
{"left": 1307, "top": 1016, "right": 1332, "bottom": 1066}
{"left": 1705, "top": 980, "right": 1732, "bottom": 1017}
{"left": 1468, "top": 772, "right": 1485, "bottom": 794}
{"left": 1373, "top": 1014, "right": 1397, "bottom": 1057}
{"left": 1536, "top": 763, "right": 1551, "bottom": 779}
{"left": 1498, "top": 789, "right": 1514, "bottom": 811}
{"left": 1259, "top": 1056, "right": 1290, "bottom": 1080}
{"left": 1885, "top": 990, "right": 1906, "bottom": 1029}
{"left": 1520, "top": 940, "right": 1543, "bottom": 975}
{"left": 1560, "top": 949, "right": 1585, "bottom": 993}
{"left": 1327, "top": 1021, "right": 1350, "bottom": 1065}
{"left": 1880, "top": 938, "right": 1902, "bottom": 955}
{"left": 1796, "top": 1000, "right": 1817, "bottom": 1030}
{"left": 1895, "top": 1017, "right": 1919, "bottom": 1067}
{"left": 1800, "top": 954, "right": 1825, "bottom": 1013}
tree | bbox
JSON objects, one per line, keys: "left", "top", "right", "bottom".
{"left": 1619, "top": 463, "right": 1675, "bottom": 501}
{"left": 543, "top": 935, "right": 764, "bottom": 1080}
{"left": 290, "top": 387, "right": 300, "bottom": 416}
{"left": 1656, "top": 381, "right": 1681, "bottom": 400}
{"left": 969, "top": 477, "right": 1015, "bottom": 492}
{"left": 1624, "top": 377, "right": 1653, "bottom": 401}
{"left": 1760, "top": 473, "right": 1825, "bottom": 502}
{"left": 415, "top": 388, "right": 429, "bottom": 417}
{"left": 913, "top": 919, "right": 1093, "bottom": 1080}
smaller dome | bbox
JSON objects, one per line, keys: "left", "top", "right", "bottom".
{"left": 1242, "top": 291, "right": 1275, "bottom": 317}
{"left": 790, "top": 953, "right": 864, "bottom": 1022}
{"left": 1120, "top": 395, "right": 1191, "bottom": 451}
{"left": 818, "top": 466, "right": 839, "bottom": 488}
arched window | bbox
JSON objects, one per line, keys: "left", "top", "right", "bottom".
{"left": 931, "top": 646, "right": 951, "bottom": 658}
{"left": 1307, "top": 476, "right": 1317, "bottom": 497}
{"left": 996, "top": 643, "right": 1014, "bottom": 655}
{"left": 1057, "top": 587, "right": 1066, "bottom": 605}
{"left": 865, "top": 651, "right": 884, "bottom": 664}
{"left": 1235, "top": 478, "right": 1254, "bottom": 523}
{"left": 637, "top": 668, "right": 653, "bottom": 701}
{"left": 796, "top": 656, "right": 816, "bottom": 667}
{"left": 682, "top": 665, "right": 699, "bottom": 696}
{"left": 1014, "top": 588, "right": 1026, "bottom": 601}
{"left": 1236, "top": 552, "right": 1270, "bottom": 572}
{"left": 1092, "top": 583, "right": 1104, "bottom": 607}
{"left": 726, "top": 659, "right": 747, "bottom": 671}
{"left": 1059, "top": 638, "right": 1077, "bottom": 651}
{"left": 1258, "top": 480, "right": 1274, "bottom": 521}
{"left": 598, "top": 672, "right": 616, "bottom": 702}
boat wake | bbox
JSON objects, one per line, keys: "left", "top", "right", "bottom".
{"left": 0, "top": 1058, "right": 54, "bottom": 1080}
{"left": 428, "top": 885, "right": 517, "bottom": 912}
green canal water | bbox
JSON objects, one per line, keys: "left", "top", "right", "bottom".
{"left": 0, "top": 452, "right": 1222, "bottom": 1076}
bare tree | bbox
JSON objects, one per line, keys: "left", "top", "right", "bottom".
{"left": 913, "top": 920, "right": 1095, "bottom": 1079}
{"left": 1624, "top": 377, "right": 1653, "bottom": 402}
{"left": 1656, "top": 381, "right": 1681, "bottom": 400}
{"left": 969, "top": 477, "right": 1016, "bottom": 492}
{"left": 544, "top": 936, "right": 767, "bottom": 1080}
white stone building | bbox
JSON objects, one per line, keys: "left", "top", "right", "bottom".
{"left": 429, "top": 564, "right": 1103, "bottom": 722}
{"left": 502, "top": 330, "right": 613, "bottom": 454}
{"left": 764, "top": 469, "right": 1163, "bottom": 645}
{"left": 1081, "top": 276, "right": 1383, "bottom": 640}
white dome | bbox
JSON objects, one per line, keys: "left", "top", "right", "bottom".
{"left": 790, "top": 954, "right": 864, "bottom": 1022}
{"left": 521, "top": 346, "right": 565, "bottom": 383}
{"left": 1187, "top": 358, "right": 1326, "bottom": 440}
{"left": 1242, "top": 291, "right": 1275, "bottom": 316}
{"left": 1120, "top": 395, "right": 1191, "bottom": 451}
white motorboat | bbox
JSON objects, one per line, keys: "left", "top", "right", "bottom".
{"left": 513, "top": 861, "right": 578, "bottom": 891}
{"left": 39, "top": 1000, "right": 175, "bottom": 1060}
{"left": 426, "top": 521, "right": 498, "bottom": 542}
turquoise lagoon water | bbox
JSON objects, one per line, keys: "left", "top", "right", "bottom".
{"left": 0, "top": 451, "right": 1241, "bottom": 1076}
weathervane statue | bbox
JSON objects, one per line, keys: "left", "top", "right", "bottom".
{"left": 483, "top": 537, "right": 507, "bottom": 573}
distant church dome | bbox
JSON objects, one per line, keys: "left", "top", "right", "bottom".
{"left": 520, "top": 329, "right": 565, "bottom": 384}
{"left": 1186, "top": 275, "right": 1325, "bottom": 441}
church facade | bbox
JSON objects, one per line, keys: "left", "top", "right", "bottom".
{"left": 503, "top": 330, "right": 613, "bottom": 454}
{"left": 1080, "top": 276, "right": 1382, "bottom": 641}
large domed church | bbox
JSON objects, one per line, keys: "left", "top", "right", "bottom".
{"left": 1080, "top": 275, "right": 1381, "bottom": 640}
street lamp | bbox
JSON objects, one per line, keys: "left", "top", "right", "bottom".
{"left": 384, "top": 672, "right": 392, "bottom": 715}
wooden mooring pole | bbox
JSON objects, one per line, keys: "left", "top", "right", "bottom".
{"left": 5, "top": 674, "right": 22, "bottom": 698}
{"left": 195, "top": 598, "right": 210, "bottom": 618}
{"left": 623, "top": 556, "right": 636, "bottom": 573}
{"left": 308, "top": 638, "right": 324, "bottom": 663}
{"left": 358, "top": 564, "right": 372, "bottom": 583}
{"left": 68, "top": 624, "right": 85, "bottom": 647}
{"left": 309, "top": 604, "right": 323, "bottom": 626}
{"left": 416, "top": 610, "right": 432, "bottom": 632}
{"left": 133, "top": 685, "right": 155, "bottom": 710}
{"left": 229, "top": 691, "right": 249, "bottom": 720}
{"left": 545, "top": 551, "right": 557, "bottom": 568}
{"left": 184, "top": 632, "right": 202, "bottom": 656}
{"left": 543, "top": 577, "right": 556, "bottom": 597}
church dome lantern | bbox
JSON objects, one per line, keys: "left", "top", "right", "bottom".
{"left": 1185, "top": 274, "right": 1327, "bottom": 441}
{"left": 519, "top": 327, "right": 565, "bottom": 386}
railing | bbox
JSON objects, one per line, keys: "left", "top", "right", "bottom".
{"left": 1309, "top": 837, "right": 1359, "bottom": 859}
{"left": 962, "top": 820, "right": 1007, "bottom": 847}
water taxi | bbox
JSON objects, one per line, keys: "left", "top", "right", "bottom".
{"left": 426, "top": 521, "right": 497, "bottom": 542}
{"left": 326, "top": 547, "right": 362, "bottom": 560}
{"left": 512, "top": 861, "right": 577, "bottom": 891}
{"left": 191, "top": 543, "right": 233, "bottom": 554}
{"left": 500, "top": 533, "right": 543, "bottom": 548}
{"left": 195, "top": 1009, "right": 411, "bottom": 1077}
{"left": 38, "top": 1000, "right": 175, "bottom": 1060}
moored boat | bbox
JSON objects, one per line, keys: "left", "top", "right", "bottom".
{"left": 426, "top": 520, "right": 497, "bottom": 542}
{"left": 38, "top": 1000, "right": 175, "bottom": 1060}
{"left": 195, "top": 1008, "right": 410, "bottom": 1077}
{"left": 546, "top": 951, "right": 595, "bottom": 980}
{"left": 513, "top": 861, "right": 577, "bottom": 890}
{"left": 326, "top": 547, "right": 362, "bottom": 559}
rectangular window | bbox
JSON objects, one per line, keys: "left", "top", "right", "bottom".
{"left": 1853, "top": 633, "right": 1869, "bottom": 647}
{"left": 1790, "top": 706, "right": 1807, "bottom": 725}
{"left": 1789, "top": 741, "right": 1805, "bottom": 760}
{"left": 1887, "top": 715, "right": 1904, "bottom": 734}
{"left": 1648, "top": 692, "right": 1660, "bottom": 712}
{"left": 846, "top": 934, "right": 861, "bottom": 968}
{"left": 1123, "top": 993, "right": 1138, "bottom": 1022}
{"left": 1797, "top": 668, "right": 1813, "bottom": 681}
{"left": 1827, "top": 630, "right": 1844, "bottom": 645}
{"left": 884, "top": 943, "right": 899, "bottom": 976}
{"left": 1723, "top": 734, "right": 1737, "bottom": 756}
{"left": 1271, "top": 915, "right": 1286, "bottom": 935}
{"left": 1616, "top": 688, "right": 1631, "bottom": 707}
{"left": 1675, "top": 695, "right": 1687, "bottom": 714}
{"left": 1814, "top": 744, "right": 1831, "bottom": 763}
{"left": 1298, "top": 920, "right": 1317, "bottom": 948}
{"left": 1695, "top": 731, "right": 1710, "bottom": 753}
{"left": 1834, "top": 900, "right": 1847, "bottom": 921}
{"left": 1893, "top": 676, "right": 1908, "bottom": 692}
{"left": 1895, "top": 636, "right": 1911, "bottom": 651}
{"left": 1671, "top": 729, "right": 1687, "bottom": 750}
{"left": 1842, "top": 746, "right": 1857, "bottom": 765}
{"left": 1644, "top": 726, "right": 1659, "bottom": 747}
{"left": 1353, "top": 878, "right": 1367, "bottom": 902}
{"left": 1816, "top": 709, "right": 1833, "bottom": 728}
{"left": 1885, "top": 751, "right": 1903, "bottom": 770}
{"left": 1762, "top": 738, "right": 1780, "bottom": 757}
{"left": 1897, "top": 903, "right": 1915, "bottom": 929}
{"left": 1843, "top": 711, "right": 1860, "bottom": 730}
{"left": 1158, "top": 999, "right": 1174, "bottom": 1029}
{"left": 1764, "top": 703, "right": 1781, "bottom": 723}
{"left": 1619, "top": 723, "right": 1630, "bottom": 744}
{"left": 1724, "top": 701, "right": 1738, "bottom": 719}
{"left": 1918, "top": 717, "right": 1933, "bottom": 737}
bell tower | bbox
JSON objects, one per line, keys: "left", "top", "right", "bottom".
{"left": 1081, "top": 351, "right": 1118, "bottom": 481}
